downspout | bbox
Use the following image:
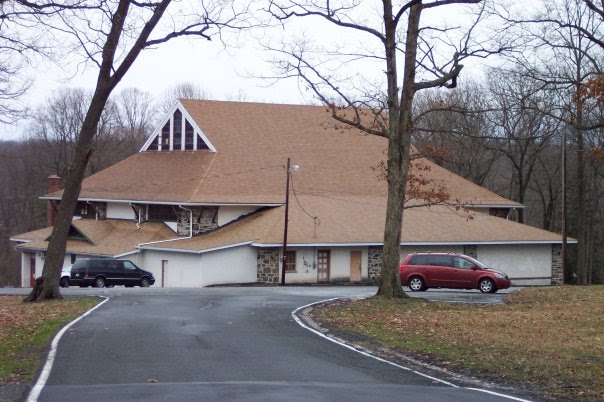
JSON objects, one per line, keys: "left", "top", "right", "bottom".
{"left": 132, "top": 205, "right": 194, "bottom": 253}
{"left": 129, "top": 203, "right": 142, "bottom": 229}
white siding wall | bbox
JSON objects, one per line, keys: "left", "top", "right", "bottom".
{"left": 284, "top": 248, "right": 319, "bottom": 284}
{"left": 139, "top": 251, "right": 200, "bottom": 287}
{"left": 284, "top": 247, "right": 368, "bottom": 284}
{"left": 20, "top": 253, "right": 30, "bottom": 287}
{"left": 107, "top": 202, "right": 136, "bottom": 219}
{"left": 200, "top": 246, "right": 257, "bottom": 286}
{"left": 218, "top": 206, "right": 258, "bottom": 226}
{"left": 139, "top": 246, "right": 256, "bottom": 287}
{"left": 477, "top": 244, "right": 551, "bottom": 285}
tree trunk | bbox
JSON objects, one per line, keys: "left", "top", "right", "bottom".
{"left": 24, "top": 0, "right": 135, "bottom": 302}
{"left": 25, "top": 89, "right": 111, "bottom": 301}
{"left": 377, "top": 2, "right": 421, "bottom": 298}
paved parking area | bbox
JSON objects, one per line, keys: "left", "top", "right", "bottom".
{"left": 5, "top": 285, "right": 529, "bottom": 402}
{"left": 0, "top": 285, "right": 521, "bottom": 304}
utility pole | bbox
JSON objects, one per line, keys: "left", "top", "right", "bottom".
{"left": 561, "top": 128, "right": 567, "bottom": 283}
{"left": 281, "top": 158, "right": 290, "bottom": 286}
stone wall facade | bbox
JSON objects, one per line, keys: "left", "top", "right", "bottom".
{"left": 257, "top": 248, "right": 280, "bottom": 284}
{"left": 177, "top": 207, "right": 218, "bottom": 236}
{"left": 368, "top": 246, "right": 382, "bottom": 283}
{"left": 551, "top": 244, "right": 564, "bottom": 285}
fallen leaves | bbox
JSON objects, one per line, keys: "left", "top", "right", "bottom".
{"left": 0, "top": 296, "right": 99, "bottom": 385}
{"left": 311, "top": 286, "right": 604, "bottom": 401}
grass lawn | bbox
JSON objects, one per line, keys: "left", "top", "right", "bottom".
{"left": 0, "top": 296, "right": 100, "bottom": 386}
{"left": 310, "top": 286, "right": 603, "bottom": 401}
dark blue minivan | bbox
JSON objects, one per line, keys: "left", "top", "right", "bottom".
{"left": 70, "top": 258, "right": 155, "bottom": 288}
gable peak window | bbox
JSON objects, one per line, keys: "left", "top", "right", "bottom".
{"left": 149, "top": 108, "right": 212, "bottom": 152}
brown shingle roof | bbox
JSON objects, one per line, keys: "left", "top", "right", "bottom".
{"left": 46, "top": 100, "right": 519, "bottom": 208}
{"left": 12, "top": 219, "right": 175, "bottom": 256}
{"left": 13, "top": 195, "right": 564, "bottom": 258}
{"left": 142, "top": 195, "right": 564, "bottom": 253}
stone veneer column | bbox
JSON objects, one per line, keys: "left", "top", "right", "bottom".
{"left": 368, "top": 246, "right": 382, "bottom": 283}
{"left": 257, "top": 248, "right": 280, "bottom": 284}
{"left": 551, "top": 244, "right": 564, "bottom": 285}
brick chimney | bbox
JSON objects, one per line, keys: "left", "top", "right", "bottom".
{"left": 47, "top": 175, "right": 61, "bottom": 227}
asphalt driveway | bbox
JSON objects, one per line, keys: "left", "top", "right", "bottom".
{"left": 3, "top": 286, "right": 528, "bottom": 402}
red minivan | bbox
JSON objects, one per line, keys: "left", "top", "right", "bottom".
{"left": 400, "top": 253, "right": 511, "bottom": 293}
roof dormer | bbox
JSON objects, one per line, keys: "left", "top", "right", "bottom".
{"left": 140, "top": 100, "right": 216, "bottom": 152}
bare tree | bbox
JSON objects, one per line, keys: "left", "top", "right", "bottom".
{"left": 493, "top": 0, "right": 603, "bottom": 284}
{"left": 0, "top": 141, "right": 47, "bottom": 286}
{"left": 528, "top": 142, "right": 564, "bottom": 231}
{"left": 22, "top": 0, "right": 252, "bottom": 301}
{"left": 413, "top": 83, "right": 501, "bottom": 188}
{"left": 27, "top": 88, "right": 87, "bottom": 179}
{"left": 158, "top": 82, "right": 210, "bottom": 113}
{"left": 486, "top": 68, "right": 560, "bottom": 223}
{"left": 267, "top": 0, "right": 505, "bottom": 298}
{"left": 89, "top": 88, "right": 155, "bottom": 172}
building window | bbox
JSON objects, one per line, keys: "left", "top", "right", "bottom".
{"left": 144, "top": 108, "right": 214, "bottom": 152}
{"left": 285, "top": 250, "right": 296, "bottom": 272}
{"left": 74, "top": 202, "right": 95, "bottom": 218}
{"left": 173, "top": 110, "right": 182, "bottom": 150}
{"left": 185, "top": 120, "right": 194, "bottom": 150}
{"left": 148, "top": 205, "right": 177, "bottom": 221}
{"left": 161, "top": 121, "right": 170, "bottom": 150}
{"left": 173, "top": 127, "right": 182, "bottom": 150}
{"left": 197, "top": 134, "right": 209, "bottom": 150}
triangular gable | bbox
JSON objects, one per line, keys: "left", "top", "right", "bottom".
{"left": 44, "top": 223, "right": 94, "bottom": 244}
{"left": 140, "top": 99, "right": 216, "bottom": 152}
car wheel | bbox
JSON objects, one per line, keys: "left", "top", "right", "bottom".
{"left": 479, "top": 278, "right": 495, "bottom": 293}
{"left": 140, "top": 277, "right": 150, "bottom": 287}
{"left": 408, "top": 276, "right": 425, "bottom": 292}
{"left": 60, "top": 277, "right": 70, "bottom": 288}
{"left": 94, "top": 277, "right": 106, "bottom": 288}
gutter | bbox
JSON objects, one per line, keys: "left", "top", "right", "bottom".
{"left": 139, "top": 241, "right": 254, "bottom": 255}
{"left": 251, "top": 240, "right": 577, "bottom": 247}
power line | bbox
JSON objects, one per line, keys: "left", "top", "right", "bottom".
{"left": 290, "top": 173, "right": 321, "bottom": 238}
{"left": 290, "top": 174, "right": 317, "bottom": 220}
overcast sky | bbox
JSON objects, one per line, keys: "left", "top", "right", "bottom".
{"left": 1, "top": 1, "right": 499, "bottom": 141}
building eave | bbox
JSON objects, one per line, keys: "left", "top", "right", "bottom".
{"left": 38, "top": 196, "right": 282, "bottom": 208}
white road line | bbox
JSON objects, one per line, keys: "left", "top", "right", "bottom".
{"left": 26, "top": 296, "right": 109, "bottom": 402}
{"left": 291, "top": 298, "right": 532, "bottom": 402}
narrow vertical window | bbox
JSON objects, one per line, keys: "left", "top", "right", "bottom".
{"left": 161, "top": 121, "right": 170, "bottom": 151}
{"left": 173, "top": 110, "right": 182, "bottom": 150}
{"left": 173, "top": 116, "right": 182, "bottom": 150}
{"left": 155, "top": 133, "right": 161, "bottom": 151}
{"left": 285, "top": 250, "right": 297, "bottom": 272}
{"left": 185, "top": 120, "right": 194, "bottom": 150}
